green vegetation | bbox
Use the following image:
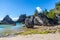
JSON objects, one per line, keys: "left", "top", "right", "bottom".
{"left": 1, "top": 27, "right": 60, "bottom": 35}
{"left": 56, "top": 2, "right": 60, "bottom": 10}
{"left": 43, "top": 9, "right": 48, "bottom": 16}
{"left": 34, "top": 10, "right": 38, "bottom": 16}
{"left": 14, "top": 25, "right": 60, "bottom": 35}
{"left": 2, "top": 31, "right": 11, "bottom": 35}
{"left": 23, "top": 2, "right": 60, "bottom": 35}
{"left": 20, "top": 30, "right": 48, "bottom": 35}
{"left": 14, "top": 30, "right": 48, "bottom": 35}
{"left": 34, "top": 2, "right": 60, "bottom": 20}
{"left": 14, "top": 29, "right": 56, "bottom": 35}
{"left": 14, "top": 26, "right": 60, "bottom": 35}
{"left": 55, "top": 2, "right": 60, "bottom": 15}
{"left": 47, "top": 10, "right": 56, "bottom": 19}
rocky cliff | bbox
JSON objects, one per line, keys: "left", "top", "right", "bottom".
{"left": 1, "top": 15, "right": 15, "bottom": 24}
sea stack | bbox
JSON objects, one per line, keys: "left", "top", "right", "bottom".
{"left": 1, "top": 15, "right": 15, "bottom": 24}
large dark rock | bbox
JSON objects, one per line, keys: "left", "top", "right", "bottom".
{"left": 25, "top": 13, "right": 59, "bottom": 28}
{"left": 17, "top": 14, "right": 26, "bottom": 23}
{"left": 47, "top": 18, "right": 58, "bottom": 25}
{"left": 34, "top": 13, "right": 49, "bottom": 26}
{"left": 34, "top": 13, "right": 58, "bottom": 26}
{"left": 55, "top": 14, "right": 60, "bottom": 24}
{"left": 25, "top": 16, "right": 34, "bottom": 28}
{"left": 1, "top": 15, "right": 15, "bottom": 24}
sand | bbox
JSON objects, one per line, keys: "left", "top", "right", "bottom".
{"left": 0, "top": 33, "right": 60, "bottom": 40}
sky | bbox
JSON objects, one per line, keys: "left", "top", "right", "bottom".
{"left": 0, "top": 0, "right": 60, "bottom": 20}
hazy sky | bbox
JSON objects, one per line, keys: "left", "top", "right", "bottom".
{"left": 0, "top": 0, "right": 60, "bottom": 20}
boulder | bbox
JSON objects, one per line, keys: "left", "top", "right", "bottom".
{"left": 34, "top": 13, "right": 49, "bottom": 26}
{"left": 47, "top": 18, "right": 58, "bottom": 25}
{"left": 55, "top": 14, "right": 60, "bottom": 24}
{"left": 25, "top": 13, "right": 58, "bottom": 28}
{"left": 1, "top": 15, "right": 15, "bottom": 24}
{"left": 34, "top": 13, "right": 58, "bottom": 26}
{"left": 25, "top": 16, "right": 34, "bottom": 28}
{"left": 17, "top": 14, "right": 26, "bottom": 23}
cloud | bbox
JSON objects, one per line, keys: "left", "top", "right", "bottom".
{"left": 36, "top": 6, "right": 42, "bottom": 13}
{"left": 10, "top": 15, "right": 19, "bottom": 21}
{"left": 0, "top": 17, "right": 4, "bottom": 21}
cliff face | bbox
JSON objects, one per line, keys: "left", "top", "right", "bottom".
{"left": 53, "top": 8, "right": 60, "bottom": 24}
{"left": 1, "top": 15, "right": 15, "bottom": 24}
{"left": 34, "top": 13, "right": 49, "bottom": 26}
{"left": 17, "top": 14, "right": 26, "bottom": 23}
{"left": 25, "top": 13, "right": 59, "bottom": 28}
{"left": 0, "top": 13, "right": 58, "bottom": 27}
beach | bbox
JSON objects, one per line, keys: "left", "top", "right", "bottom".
{"left": 0, "top": 25, "right": 60, "bottom": 40}
{"left": 0, "top": 33, "right": 60, "bottom": 40}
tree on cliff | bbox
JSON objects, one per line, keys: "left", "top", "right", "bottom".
{"left": 47, "top": 10, "right": 56, "bottom": 19}
{"left": 43, "top": 9, "right": 48, "bottom": 16}
{"left": 56, "top": 2, "right": 60, "bottom": 10}
{"left": 55, "top": 2, "right": 60, "bottom": 15}
{"left": 34, "top": 9, "right": 38, "bottom": 16}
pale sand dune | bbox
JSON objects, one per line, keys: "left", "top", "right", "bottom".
{"left": 0, "top": 33, "right": 60, "bottom": 40}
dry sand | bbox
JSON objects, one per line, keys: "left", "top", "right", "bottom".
{"left": 0, "top": 33, "right": 60, "bottom": 40}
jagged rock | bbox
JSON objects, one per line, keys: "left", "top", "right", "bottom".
{"left": 34, "top": 13, "right": 49, "bottom": 26}
{"left": 55, "top": 14, "right": 60, "bottom": 24}
{"left": 25, "top": 13, "right": 59, "bottom": 28}
{"left": 34, "top": 13, "right": 58, "bottom": 26}
{"left": 1, "top": 15, "right": 15, "bottom": 24}
{"left": 47, "top": 18, "right": 58, "bottom": 25}
{"left": 25, "top": 16, "right": 34, "bottom": 28}
{"left": 17, "top": 14, "right": 26, "bottom": 23}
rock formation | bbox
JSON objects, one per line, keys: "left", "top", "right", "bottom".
{"left": 17, "top": 14, "right": 26, "bottom": 23}
{"left": 47, "top": 18, "right": 58, "bottom": 25}
{"left": 1, "top": 15, "right": 15, "bottom": 24}
{"left": 34, "top": 13, "right": 49, "bottom": 26}
{"left": 25, "top": 16, "right": 34, "bottom": 28}
{"left": 25, "top": 13, "right": 58, "bottom": 28}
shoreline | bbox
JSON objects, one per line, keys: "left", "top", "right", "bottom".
{"left": 0, "top": 25, "right": 60, "bottom": 39}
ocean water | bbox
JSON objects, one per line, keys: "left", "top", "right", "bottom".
{"left": 0, "top": 23, "right": 25, "bottom": 33}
